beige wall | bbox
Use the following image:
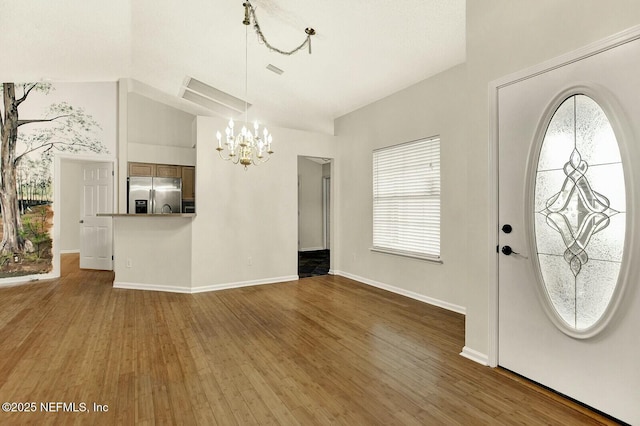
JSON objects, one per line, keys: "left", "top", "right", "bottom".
{"left": 333, "top": 1, "right": 640, "bottom": 357}
{"left": 298, "top": 157, "right": 324, "bottom": 251}
{"left": 127, "top": 92, "right": 195, "bottom": 148}
{"left": 334, "top": 63, "right": 468, "bottom": 313}
{"left": 191, "top": 117, "right": 338, "bottom": 288}
{"left": 113, "top": 217, "right": 192, "bottom": 291}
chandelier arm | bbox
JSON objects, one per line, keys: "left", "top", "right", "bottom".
{"left": 217, "top": 150, "right": 235, "bottom": 162}
{"left": 247, "top": 3, "right": 314, "bottom": 55}
{"left": 252, "top": 154, "right": 271, "bottom": 166}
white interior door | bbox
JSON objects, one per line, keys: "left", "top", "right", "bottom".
{"left": 80, "top": 162, "right": 113, "bottom": 270}
{"left": 498, "top": 37, "right": 640, "bottom": 424}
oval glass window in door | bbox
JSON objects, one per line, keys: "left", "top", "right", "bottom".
{"left": 533, "top": 94, "right": 626, "bottom": 332}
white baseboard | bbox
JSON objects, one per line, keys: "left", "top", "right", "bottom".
{"left": 332, "top": 270, "right": 466, "bottom": 315}
{"left": 460, "top": 346, "right": 489, "bottom": 366}
{"left": 60, "top": 249, "right": 80, "bottom": 254}
{"left": 191, "top": 275, "right": 298, "bottom": 293}
{"left": 299, "top": 247, "right": 325, "bottom": 252}
{"left": 0, "top": 272, "right": 58, "bottom": 288}
{"left": 113, "top": 282, "right": 192, "bottom": 293}
{"left": 114, "top": 275, "right": 299, "bottom": 294}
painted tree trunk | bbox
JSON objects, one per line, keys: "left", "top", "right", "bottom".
{"left": 1, "top": 83, "right": 30, "bottom": 254}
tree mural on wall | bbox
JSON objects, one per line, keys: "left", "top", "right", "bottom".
{"left": 1, "top": 82, "right": 109, "bottom": 268}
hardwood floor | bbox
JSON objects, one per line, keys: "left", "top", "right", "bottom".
{"left": 0, "top": 254, "right": 617, "bottom": 425}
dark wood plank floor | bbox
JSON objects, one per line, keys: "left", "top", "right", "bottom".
{"left": 0, "top": 254, "right": 616, "bottom": 425}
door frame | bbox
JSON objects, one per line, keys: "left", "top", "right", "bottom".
{"left": 487, "top": 24, "right": 640, "bottom": 367}
{"left": 322, "top": 176, "right": 331, "bottom": 250}
{"left": 52, "top": 153, "right": 117, "bottom": 278}
{"left": 296, "top": 156, "right": 334, "bottom": 275}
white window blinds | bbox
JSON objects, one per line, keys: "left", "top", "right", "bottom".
{"left": 373, "top": 137, "right": 440, "bottom": 259}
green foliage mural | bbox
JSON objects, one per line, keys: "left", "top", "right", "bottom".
{"left": 0, "top": 82, "right": 110, "bottom": 278}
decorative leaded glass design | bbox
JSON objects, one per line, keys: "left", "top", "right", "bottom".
{"left": 534, "top": 94, "right": 625, "bottom": 331}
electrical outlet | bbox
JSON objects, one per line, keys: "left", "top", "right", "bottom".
{"left": 126, "top": 258, "right": 132, "bottom": 268}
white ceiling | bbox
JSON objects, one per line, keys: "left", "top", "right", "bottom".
{"left": 1, "top": 0, "right": 466, "bottom": 135}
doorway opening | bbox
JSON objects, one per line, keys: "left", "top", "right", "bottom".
{"left": 297, "top": 156, "right": 332, "bottom": 278}
{"left": 54, "top": 156, "right": 116, "bottom": 276}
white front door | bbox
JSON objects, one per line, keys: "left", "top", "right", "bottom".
{"left": 498, "top": 36, "right": 640, "bottom": 423}
{"left": 79, "top": 162, "right": 113, "bottom": 270}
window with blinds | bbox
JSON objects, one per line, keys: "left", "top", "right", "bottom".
{"left": 372, "top": 137, "right": 440, "bottom": 260}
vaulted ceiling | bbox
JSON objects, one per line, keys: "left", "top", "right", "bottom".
{"left": 2, "top": 0, "right": 465, "bottom": 134}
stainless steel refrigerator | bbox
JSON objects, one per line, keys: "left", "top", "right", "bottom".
{"left": 128, "top": 177, "right": 182, "bottom": 214}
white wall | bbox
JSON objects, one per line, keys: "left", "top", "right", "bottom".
{"left": 127, "top": 92, "right": 195, "bottom": 148}
{"left": 334, "top": 64, "right": 468, "bottom": 313}
{"left": 463, "top": 0, "right": 640, "bottom": 356}
{"left": 113, "top": 217, "right": 192, "bottom": 291}
{"left": 191, "top": 117, "right": 338, "bottom": 288}
{"left": 297, "top": 157, "right": 324, "bottom": 251}
{"left": 58, "top": 161, "right": 82, "bottom": 252}
{"left": 126, "top": 92, "right": 196, "bottom": 166}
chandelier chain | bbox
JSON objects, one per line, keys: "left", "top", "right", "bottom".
{"left": 244, "top": 24, "right": 249, "bottom": 124}
{"left": 216, "top": 1, "right": 314, "bottom": 169}
{"left": 246, "top": 2, "right": 314, "bottom": 55}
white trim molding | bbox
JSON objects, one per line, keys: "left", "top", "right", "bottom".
{"left": 113, "top": 282, "right": 192, "bottom": 293}
{"left": 0, "top": 273, "right": 57, "bottom": 288}
{"left": 191, "top": 275, "right": 298, "bottom": 293}
{"left": 113, "top": 275, "right": 299, "bottom": 294}
{"left": 333, "top": 270, "right": 466, "bottom": 315}
{"left": 460, "top": 346, "right": 489, "bottom": 366}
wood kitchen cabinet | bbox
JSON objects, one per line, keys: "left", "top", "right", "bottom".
{"left": 128, "top": 162, "right": 156, "bottom": 177}
{"left": 128, "top": 162, "right": 183, "bottom": 178}
{"left": 181, "top": 166, "right": 195, "bottom": 201}
{"left": 156, "top": 164, "right": 182, "bottom": 178}
{"left": 128, "top": 162, "right": 196, "bottom": 205}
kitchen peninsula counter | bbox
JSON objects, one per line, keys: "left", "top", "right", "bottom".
{"left": 98, "top": 213, "right": 196, "bottom": 218}
{"left": 108, "top": 212, "right": 194, "bottom": 293}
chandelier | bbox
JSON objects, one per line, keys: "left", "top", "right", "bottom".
{"left": 216, "top": 0, "right": 315, "bottom": 170}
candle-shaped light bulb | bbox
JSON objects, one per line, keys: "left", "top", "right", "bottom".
{"left": 228, "top": 119, "right": 234, "bottom": 129}
{"left": 263, "top": 128, "right": 268, "bottom": 138}
{"left": 216, "top": 131, "right": 222, "bottom": 148}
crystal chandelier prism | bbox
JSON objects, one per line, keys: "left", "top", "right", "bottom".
{"left": 216, "top": 117, "right": 273, "bottom": 168}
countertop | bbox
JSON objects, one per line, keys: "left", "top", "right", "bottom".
{"left": 97, "top": 213, "right": 196, "bottom": 218}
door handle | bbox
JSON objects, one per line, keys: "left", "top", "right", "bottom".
{"left": 501, "top": 245, "right": 529, "bottom": 259}
{"left": 79, "top": 220, "right": 84, "bottom": 224}
{"left": 501, "top": 246, "right": 517, "bottom": 255}
{"left": 501, "top": 224, "right": 513, "bottom": 233}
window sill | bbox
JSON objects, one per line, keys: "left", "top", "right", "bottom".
{"left": 370, "top": 247, "right": 443, "bottom": 264}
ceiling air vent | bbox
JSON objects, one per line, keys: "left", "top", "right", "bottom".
{"left": 266, "top": 64, "right": 284, "bottom": 75}
{"left": 180, "top": 77, "right": 250, "bottom": 116}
